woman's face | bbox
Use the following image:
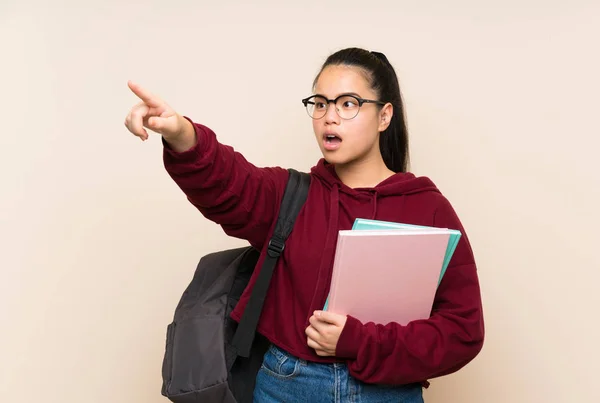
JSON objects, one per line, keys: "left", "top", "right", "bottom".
{"left": 312, "top": 65, "right": 388, "bottom": 168}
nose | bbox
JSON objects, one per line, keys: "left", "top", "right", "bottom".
{"left": 324, "top": 101, "right": 340, "bottom": 125}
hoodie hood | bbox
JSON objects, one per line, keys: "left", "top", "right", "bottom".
{"left": 310, "top": 159, "right": 440, "bottom": 197}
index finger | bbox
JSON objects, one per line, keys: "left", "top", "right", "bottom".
{"left": 127, "top": 80, "right": 163, "bottom": 107}
{"left": 313, "top": 311, "right": 344, "bottom": 326}
{"left": 308, "top": 316, "right": 328, "bottom": 334}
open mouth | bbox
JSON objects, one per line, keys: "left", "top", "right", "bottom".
{"left": 324, "top": 134, "right": 342, "bottom": 144}
{"left": 323, "top": 134, "right": 342, "bottom": 150}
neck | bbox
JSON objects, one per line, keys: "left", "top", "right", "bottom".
{"left": 334, "top": 156, "right": 395, "bottom": 189}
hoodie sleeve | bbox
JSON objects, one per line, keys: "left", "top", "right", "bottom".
{"left": 162, "top": 118, "right": 289, "bottom": 249}
{"left": 335, "top": 196, "right": 485, "bottom": 385}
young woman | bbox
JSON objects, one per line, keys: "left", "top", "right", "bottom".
{"left": 124, "top": 47, "right": 484, "bottom": 402}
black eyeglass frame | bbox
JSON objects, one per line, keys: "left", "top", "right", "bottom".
{"left": 301, "top": 94, "right": 387, "bottom": 120}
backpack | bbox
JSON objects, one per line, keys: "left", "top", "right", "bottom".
{"left": 160, "top": 169, "right": 311, "bottom": 403}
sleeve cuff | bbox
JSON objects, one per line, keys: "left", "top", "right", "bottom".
{"left": 336, "top": 315, "right": 364, "bottom": 359}
{"left": 162, "top": 116, "right": 206, "bottom": 162}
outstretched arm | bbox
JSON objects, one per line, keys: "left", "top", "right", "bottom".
{"left": 124, "top": 82, "right": 289, "bottom": 249}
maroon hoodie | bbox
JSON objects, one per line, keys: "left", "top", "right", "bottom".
{"left": 163, "top": 120, "right": 484, "bottom": 386}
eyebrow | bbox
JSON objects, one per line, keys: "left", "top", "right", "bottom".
{"left": 313, "top": 92, "right": 363, "bottom": 99}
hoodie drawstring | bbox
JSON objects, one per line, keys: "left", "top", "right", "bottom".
{"left": 308, "top": 183, "right": 340, "bottom": 318}
{"left": 371, "top": 191, "right": 378, "bottom": 219}
{"left": 326, "top": 184, "right": 340, "bottom": 248}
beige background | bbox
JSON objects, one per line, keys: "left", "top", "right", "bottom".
{"left": 1, "top": 1, "right": 599, "bottom": 402}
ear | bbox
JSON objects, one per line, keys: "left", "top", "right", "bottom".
{"left": 378, "top": 103, "right": 394, "bottom": 132}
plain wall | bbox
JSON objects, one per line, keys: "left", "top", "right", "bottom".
{"left": 2, "top": 1, "right": 599, "bottom": 402}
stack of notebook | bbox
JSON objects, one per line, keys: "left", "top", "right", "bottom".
{"left": 323, "top": 218, "right": 461, "bottom": 326}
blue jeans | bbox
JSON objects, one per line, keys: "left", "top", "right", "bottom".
{"left": 253, "top": 344, "right": 424, "bottom": 403}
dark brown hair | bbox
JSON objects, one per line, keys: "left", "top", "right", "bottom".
{"left": 314, "top": 47, "right": 409, "bottom": 172}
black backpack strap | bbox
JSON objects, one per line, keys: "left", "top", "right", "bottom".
{"left": 231, "top": 168, "right": 311, "bottom": 358}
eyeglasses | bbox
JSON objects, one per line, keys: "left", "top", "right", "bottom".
{"left": 301, "top": 94, "right": 386, "bottom": 120}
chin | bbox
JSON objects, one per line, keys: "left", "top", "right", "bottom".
{"left": 321, "top": 152, "right": 352, "bottom": 166}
